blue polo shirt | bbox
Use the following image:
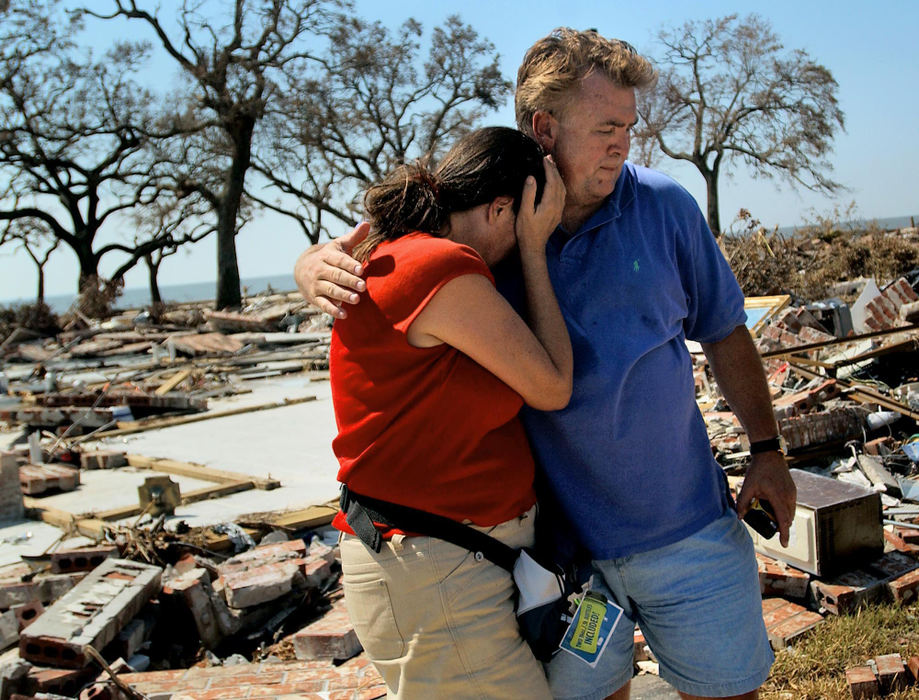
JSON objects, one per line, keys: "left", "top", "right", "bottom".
{"left": 501, "top": 162, "right": 746, "bottom": 559}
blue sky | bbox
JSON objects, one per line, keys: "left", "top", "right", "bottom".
{"left": 1, "top": 0, "right": 917, "bottom": 302}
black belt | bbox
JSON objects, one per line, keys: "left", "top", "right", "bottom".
{"left": 339, "top": 485, "right": 518, "bottom": 572}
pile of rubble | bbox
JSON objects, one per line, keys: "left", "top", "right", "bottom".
{"left": 0, "top": 290, "right": 331, "bottom": 440}
{"left": 0, "top": 291, "right": 385, "bottom": 699}
{"left": 695, "top": 274, "right": 919, "bottom": 698}
{"left": 0, "top": 422, "right": 376, "bottom": 697}
{"left": 0, "top": 527, "right": 384, "bottom": 699}
{"left": 3, "top": 270, "right": 919, "bottom": 698}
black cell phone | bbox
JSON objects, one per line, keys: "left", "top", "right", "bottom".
{"left": 743, "top": 499, "right": 778, "bottom": 539}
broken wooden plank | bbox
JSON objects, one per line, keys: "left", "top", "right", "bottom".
{"left": 268, "top": 502, "right": 339, "bottom": 531}
{"left": 92, "top": 481, "right": 256, "bottom": 521}
{"left": 91, "top": 395, "right": 317, "bottom": 438}
{"left": 787, "top": 362, "right": 919, "bottom": 422}
{"left": 125, "top": 455, "right": 279, "bottom": 490}
{"left": 22, "top": 499, "right": 108, "bottom": 540}
{"left": 856, "top": 454, "right": 901, "bottom": 495}
{"left": 761, "top": 323, "right": 919, "bottom": 359}
{"left": 154, "top": 369, "right": 193, "bottom": 396}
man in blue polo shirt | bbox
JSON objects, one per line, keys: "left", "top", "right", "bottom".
{"left": 296, "top": 28, "right": 796, "bottom": 700}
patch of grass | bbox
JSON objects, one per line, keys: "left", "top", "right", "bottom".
{"left": 762, "top": 603, "right": 919, "bottom": 699}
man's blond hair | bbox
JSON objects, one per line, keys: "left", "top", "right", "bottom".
{"left": 515, "top": 28, "right": 657, "bottom": 138}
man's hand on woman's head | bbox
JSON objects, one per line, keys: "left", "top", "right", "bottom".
{"left": 294, "top": 222, "right": 370, "bottom": 318}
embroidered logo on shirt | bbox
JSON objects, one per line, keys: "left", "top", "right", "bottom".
{"left": 632, "top": 259, "right": 640, "bottom": 273}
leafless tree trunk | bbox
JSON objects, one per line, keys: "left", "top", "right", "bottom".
{"left": 89, "top": 0, "right": 343, "bottom": 308}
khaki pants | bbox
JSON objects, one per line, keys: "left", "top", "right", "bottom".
{"left": 339, "top": 505, "right": 551, "bottom": 699}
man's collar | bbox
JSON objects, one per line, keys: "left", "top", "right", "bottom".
{"left": 559, "top": 162, "right": 637, "bottom": 240}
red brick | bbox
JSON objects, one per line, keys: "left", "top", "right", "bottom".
{"left": 811, "top": 580, "right": 875, "bottom": 615}
{"left": 79, "top": 450, "right": 127, "bottom": 470}
{"left": 874, "top": 653, "right": 908, "bottom": 693}
{"left": 863, "top": 436, "right": 895, "bottom": 456}
{"left": 846, "top": 665, "right": 879, "bottom": 699}
{"left": 302, "top": 558, "right": 334, "bottom": 588}
{"left": 119, "top": 668, "right": 187, "bottom": 683}
{"left": 888, "top": 568, "right": 919, "bottom": 604}
{"left": 292, "top": 600, "right": 362, "bottom": 661}
{"left": 120, "top": 659, "right": 383, "bottom": 699}
{"left": 163, "top": 568, "right": 228, "bottom": 648}
{"left": 756, "top": 553, "right": 810, "bottom": 598}
{"left": 356, "top": 688, "right": 387, "bottom": 700}
{"left": 172, "top": 553, "right": 200, "bottom": 576}
{"left": 12, "top": 600, "right": 44, "bottom": 630}
{"left": 284, "top": 668, "right": 339, "bottom": 684}
{"left": 883, "top": 529, "right": 919, "bottom": 556}
{"left": 761, "top": 597, "right": 823, "bottom": 649}
{"left": 897, "top": 278, "right": 919, "bottom": 301}
{"left": 907, "top": 655, "right": 919, "bottom": 682}
{"left": 121, "top": 677, "right": 211, "bottom": 693}
{"left": 218, "top": 540, "right": 308, "bottom": 575}
{"left": 187, "top": 664, "right": 272, "bottom": 679}
{"left": 207, "top": 671, "right": 287, "bottom": 688}
{"left": 19, "top": 462, "right": 80, "bottom": 494}
{"left": 771, "top": 380, "right": 838, "bottom": 418}
{"left": 248, "top": 682, "right": 330, "bottom": 697}
{"left": 220, "top": 561, "right": 303, "bottom": 608}
{"left": 27, "top": 665, "right": 92, "bottom": 694}
{"left": 898, "top": 525, "right": 919, "bottom": 545}
{"left": 0, "top": 572, "right": 85, "bottom": 609}
{"left": 175, "top": 688, "right": 250, "bottom": 700}
{"left": 50, "top": 545, "right": 119, "bottom": 574}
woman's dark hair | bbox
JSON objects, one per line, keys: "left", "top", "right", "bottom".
{"left": 355, "top": 127, "right": 546, "bottom": 262}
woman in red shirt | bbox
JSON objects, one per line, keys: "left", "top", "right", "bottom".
{"left": 331, "top": 127, "right": 570, "bottom": 699}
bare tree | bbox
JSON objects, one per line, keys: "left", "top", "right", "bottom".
{"left": 129, "top": 192, "right": 217, "bottom": 304}
{"left": 0, "top": 1, "right": 182, "bottom": 295}
{"left": 0, "top": 215, "right": 59, "bottom": 304}
{"left": 88, "top": 0, "right": 345, "bottom": 309}
{"left": 635, "top": 14, "right": 845, "bottom": 235}
{"left": 250, "top": 14, "right": 512, "bottom": 244}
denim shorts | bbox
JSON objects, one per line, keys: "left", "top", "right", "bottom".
{"left": 547, "top": 510, "right": 774, "bottom": 699}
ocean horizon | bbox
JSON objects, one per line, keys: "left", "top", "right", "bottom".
{"left": 3, "top": 273, "right": 297, "bottom": 315}
{"left": 3, "top": 213, "right": 916, "bottom": 314}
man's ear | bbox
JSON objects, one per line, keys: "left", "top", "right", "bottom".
{"left": 532, "top": 110, "right": 558, "bottom": 151}
{"left": 486, "top": 196, "right": 515, "bottom": 223}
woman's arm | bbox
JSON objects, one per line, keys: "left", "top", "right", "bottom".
{"left": 408, "top": 158, "right": 572, "bottom": 411}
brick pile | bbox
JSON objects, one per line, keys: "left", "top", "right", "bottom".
{"left": 778, "top": 405, "right": 867, "bottom": 452}
{"left": 18, "top": 462, "right": 80, "bottom": 495}
{"left": 117, "top": 657, "right": 385, "bottom": 700}
{"left": 756, "top": 306, "right": 836, "bottom": 353}
{"left": 19, "top": 558, "right": 162, "bottom": 668}
{"left": 862, "top": 277, "right": 919, "bottom": 331}
{"left": 0, "top": 535, "right": 355, "bottom": 698}
{"left": 846, "top": 653, "right": 919, "bottom": 698}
